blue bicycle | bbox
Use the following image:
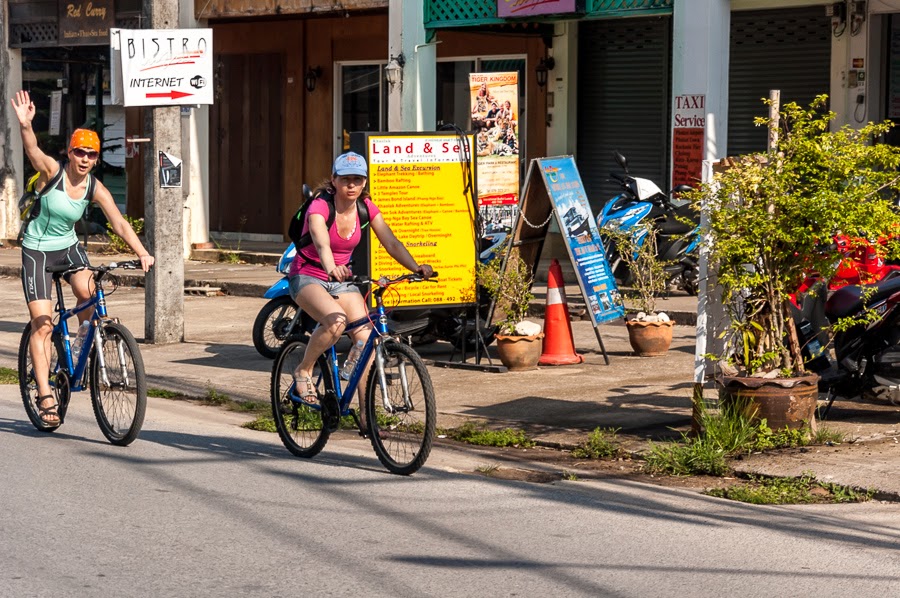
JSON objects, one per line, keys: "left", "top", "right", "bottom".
{"left": 270, "top": 273, "right": 437, "bottom": 475}
{"left": 17, "top": 260, "right": 147, "bottom": 446}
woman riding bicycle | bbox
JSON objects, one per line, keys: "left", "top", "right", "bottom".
{"left": 289, "top": 151, "right": 432, "bottom": 431}
{"left": 11, "top": 90, "right": 154, "bottom": 426}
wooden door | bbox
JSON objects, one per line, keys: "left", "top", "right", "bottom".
{"left": 210, "top": 53, "right": 284, "bottom": 234}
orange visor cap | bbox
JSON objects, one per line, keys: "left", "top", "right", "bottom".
{"left": 69, "top": 128, "right": 100, "bottom": 152}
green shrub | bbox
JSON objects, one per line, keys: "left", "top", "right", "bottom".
{"left": 106, "top": 215, "right": 144, "bottom": 254}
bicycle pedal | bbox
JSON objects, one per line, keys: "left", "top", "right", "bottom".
{"left": 321, "top": 394, "right": 341, "bottom": 432}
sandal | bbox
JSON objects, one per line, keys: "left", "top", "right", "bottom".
{"left": 292, "top": 371, "right": 317, "bottom": 403}
{"left": 36, "top": 394, "right": 60, "bottom": 426}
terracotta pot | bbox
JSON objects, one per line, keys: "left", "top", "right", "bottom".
{"left": 719, "top": 374, "right": 819, "bottom": 433}
{"left": 625, "top": 319, "right": 674, "bottom": 357}
{"left": 495, "top": 333, "right": 545, "bottom": 371}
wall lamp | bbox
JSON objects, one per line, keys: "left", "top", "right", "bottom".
{"left": 385, "top": 54, "right": 405, "bottom": 89}
{"left": 305, "top": 66, "right": 322, "bottom": 93}
{"left": 535, "top": 56, "right": 555, "bottom": 89}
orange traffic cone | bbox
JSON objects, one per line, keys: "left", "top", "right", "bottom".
{"left": 539, "top": 259, "right": 584, "bottom": 365}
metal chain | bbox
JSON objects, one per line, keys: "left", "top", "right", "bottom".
{"left": 520, "top": 208, "right": 555, "bottom": 229}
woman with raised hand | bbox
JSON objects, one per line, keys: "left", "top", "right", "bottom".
{"left": 11, "top": 90, "right": 154, "bottom": 425}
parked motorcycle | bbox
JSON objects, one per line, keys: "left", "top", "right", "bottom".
{"left": 792, "top": 234, "right": 900, "bottom": 307}
{"left": 595, "top": 152, "right": 700, "bottom": 295}
{"left": 794, "top": 271, "right": 900, "bottom": 414}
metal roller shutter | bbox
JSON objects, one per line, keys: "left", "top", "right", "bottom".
{"left": 728, "top": 7, "right": 832, "bottom": 156}
{"left": 577, "top": 17, "right": 672, "bottom": 214}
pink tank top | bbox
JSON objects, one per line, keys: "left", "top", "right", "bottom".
{"left": 289, "top": 197, "right": 380, "bottom": 280}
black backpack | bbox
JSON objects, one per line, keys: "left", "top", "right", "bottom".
{"left": 288, "top": 185, "right": 370, "bottom": 252}
{"left": 18, "top": 160, "right": 95, "bottom": 243}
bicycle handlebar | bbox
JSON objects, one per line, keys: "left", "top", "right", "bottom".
{"left": 46, "top": 259, "right": 143, "bottom": 276}
{"left": 348, "top": 272, "right": 439, "bottom": 286}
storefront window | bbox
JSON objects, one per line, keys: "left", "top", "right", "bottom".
{"left": 339, "top": 63, "right": 387, "bottom": 153}
{"left": 436, "top": 57, "right": 526, "bottom": 163}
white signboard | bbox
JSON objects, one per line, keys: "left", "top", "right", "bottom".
{"left": 49, "top": 91, "right": 62, "bottom": 136}
{"left": 111, "top": 28, "right": 213, "bottom": 107}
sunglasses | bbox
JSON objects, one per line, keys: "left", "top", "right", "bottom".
{"left": 71, "top": 148, "right": 99, "bottom": 159}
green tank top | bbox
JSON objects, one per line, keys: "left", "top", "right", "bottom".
{"left": 22, "top": 172, "right": 90, "bottom": 251}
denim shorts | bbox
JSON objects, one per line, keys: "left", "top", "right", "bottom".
{"left": 289, "top": 274, "right": 361, "bottom": 300}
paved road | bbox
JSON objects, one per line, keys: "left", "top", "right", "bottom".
{"left": 1, "top": 386, "right": 899, "bottom": 597}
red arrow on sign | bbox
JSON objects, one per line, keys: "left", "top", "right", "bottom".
{"left": 145, "top": 90, "right": 194, "bottom": 100}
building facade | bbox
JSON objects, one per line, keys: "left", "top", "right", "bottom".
{"left": 4, "top": 0, "right": 900, "bottom": 249}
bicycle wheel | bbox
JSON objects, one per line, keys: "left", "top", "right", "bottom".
{"left": 18, "top": 323, "right": 66, "bottom": 432}
{"left": 252, "top": 296, "right": 298, "bottom": 359}
{"left": 89, "top": 321, "right": 147, "bottom": 446}
{"left": 365, "top": 340, "right": 436, "bottom": 475}
{"left": 270, "top": 336, "right": 331, "bottom": 458}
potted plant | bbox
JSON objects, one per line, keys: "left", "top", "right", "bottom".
{"left": 476, "top": 245, "right": 543, "bottom": 370}
{"left": 691, "top": 94, "right": 900, "bottom": 430}
{"left": 605, "top": 222, "right": 675, "bottom": 356}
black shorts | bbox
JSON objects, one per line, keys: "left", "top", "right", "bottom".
{"left": 21, "top": 244, "right": 91, "bottom": 303}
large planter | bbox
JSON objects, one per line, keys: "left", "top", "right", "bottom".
{"left": 719, "top": 374, "right": 819, "bottom": 433}
{"left": 625, "top": 319, "right": 674, "bottom": 356}
{"left": 495, "top": 333, "right": 544, "bottom": 371}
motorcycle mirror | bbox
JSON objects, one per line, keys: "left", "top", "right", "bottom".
{"left": 302, "top": 183, "right": 313, "bottom": 202}
{"left": 672, "top": 184, "right": 693, "bottom": 194}
{"left": 614, "top": 151, "right": 628, "bottom": 173}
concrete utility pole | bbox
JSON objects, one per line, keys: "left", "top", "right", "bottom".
{"left": 143, "top": 0, "right": 185, "bottom": 343}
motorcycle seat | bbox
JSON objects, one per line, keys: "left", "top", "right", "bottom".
{"left": 658, "top": 204, "right": 698, "bottom": 235}
{"left": 825, "top": 276, "right": 900, "bottom": 320}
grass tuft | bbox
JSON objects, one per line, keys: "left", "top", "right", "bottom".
{"left": 0, "top": 367, "right": 19, "bottom": 385}
{"left": 707, "top": 471, "right": 873, "bottom": 504}
{"left": 643, "top": 398, "right": 815, "bottom": 477}
{"left": 445, "top": 422, "right": 535, "bottom": 448}
{"left": 242, "top": 415, "right": 277, "bottom": 433}
{"left": 572, "top": 427, "right": 624, "bottom": 459}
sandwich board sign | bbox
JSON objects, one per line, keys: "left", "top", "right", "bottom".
{"left": 507, "top": 155, "right": 624, "bottom": 363}
{"left": 111, "top": 28, "right": 214, "bottom": 107}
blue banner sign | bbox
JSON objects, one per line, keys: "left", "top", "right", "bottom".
{"left": 538, "top": 156, "right": 624, "bottom": 325}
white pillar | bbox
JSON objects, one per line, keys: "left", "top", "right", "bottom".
{"left": 1, "top": 38, "right": 24, "bottom": 243}
{"left": 673, "top": 0, "right": 729, "bottom": 385}
{"left": 179, "top": 2, "right": 210, "bottom": 252}
{"left": 547, "top": 22, "right": 577, "bottom": 156}
{"left": 830, "top": 4, "right": 871, "bottom": 129}
{"left": 388, "top": 0, "right": 433, "bottom": 131}
{"left": 672, "top": 0, "right": 730, "bottom": 163}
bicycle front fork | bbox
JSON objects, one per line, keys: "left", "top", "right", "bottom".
{"left": 373, "top": 343, "right": 413, "bottom": 412}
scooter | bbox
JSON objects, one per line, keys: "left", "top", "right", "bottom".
{"left": 794, "top": 271, "right": 900, "bottom": 415}
{"left": 252, "top": 200, "right": 506, "bottom": 359}
{"left": 595, "top": 152, "right": 700, "bottom": 294}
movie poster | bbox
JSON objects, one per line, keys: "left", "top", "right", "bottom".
{"left": 469, "top": 72, "right": 520, "bottom": 236}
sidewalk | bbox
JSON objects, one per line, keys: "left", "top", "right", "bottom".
{"left": 0, "top": 244, "right": 898, "bottom": 497}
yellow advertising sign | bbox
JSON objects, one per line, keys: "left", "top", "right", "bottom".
{"left": 366, "top": 134, "right": 477, "bottom": 308}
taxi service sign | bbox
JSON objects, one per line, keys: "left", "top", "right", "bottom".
{"left": 112, "top": 28, "right": 213, "bottom": 107}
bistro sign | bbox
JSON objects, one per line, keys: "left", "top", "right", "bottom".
{"left": 59, "top": 0, "right": 113, "bottom": 46}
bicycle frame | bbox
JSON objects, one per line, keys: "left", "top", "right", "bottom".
{"left": 50, "top": 271, "right": 113, "bottom": 393}
{"left": 323, "top": 294, "right": 391, "bottom": 414}
{"left": 293, "top": 276, "right": 423, "bottom": 415}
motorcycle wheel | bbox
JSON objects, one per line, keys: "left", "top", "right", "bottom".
{"left": 681, "top": 269, "right": 699, "bottom": 296}
{"left": 253, "top": 296, "right": 299, "bottom": 359}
